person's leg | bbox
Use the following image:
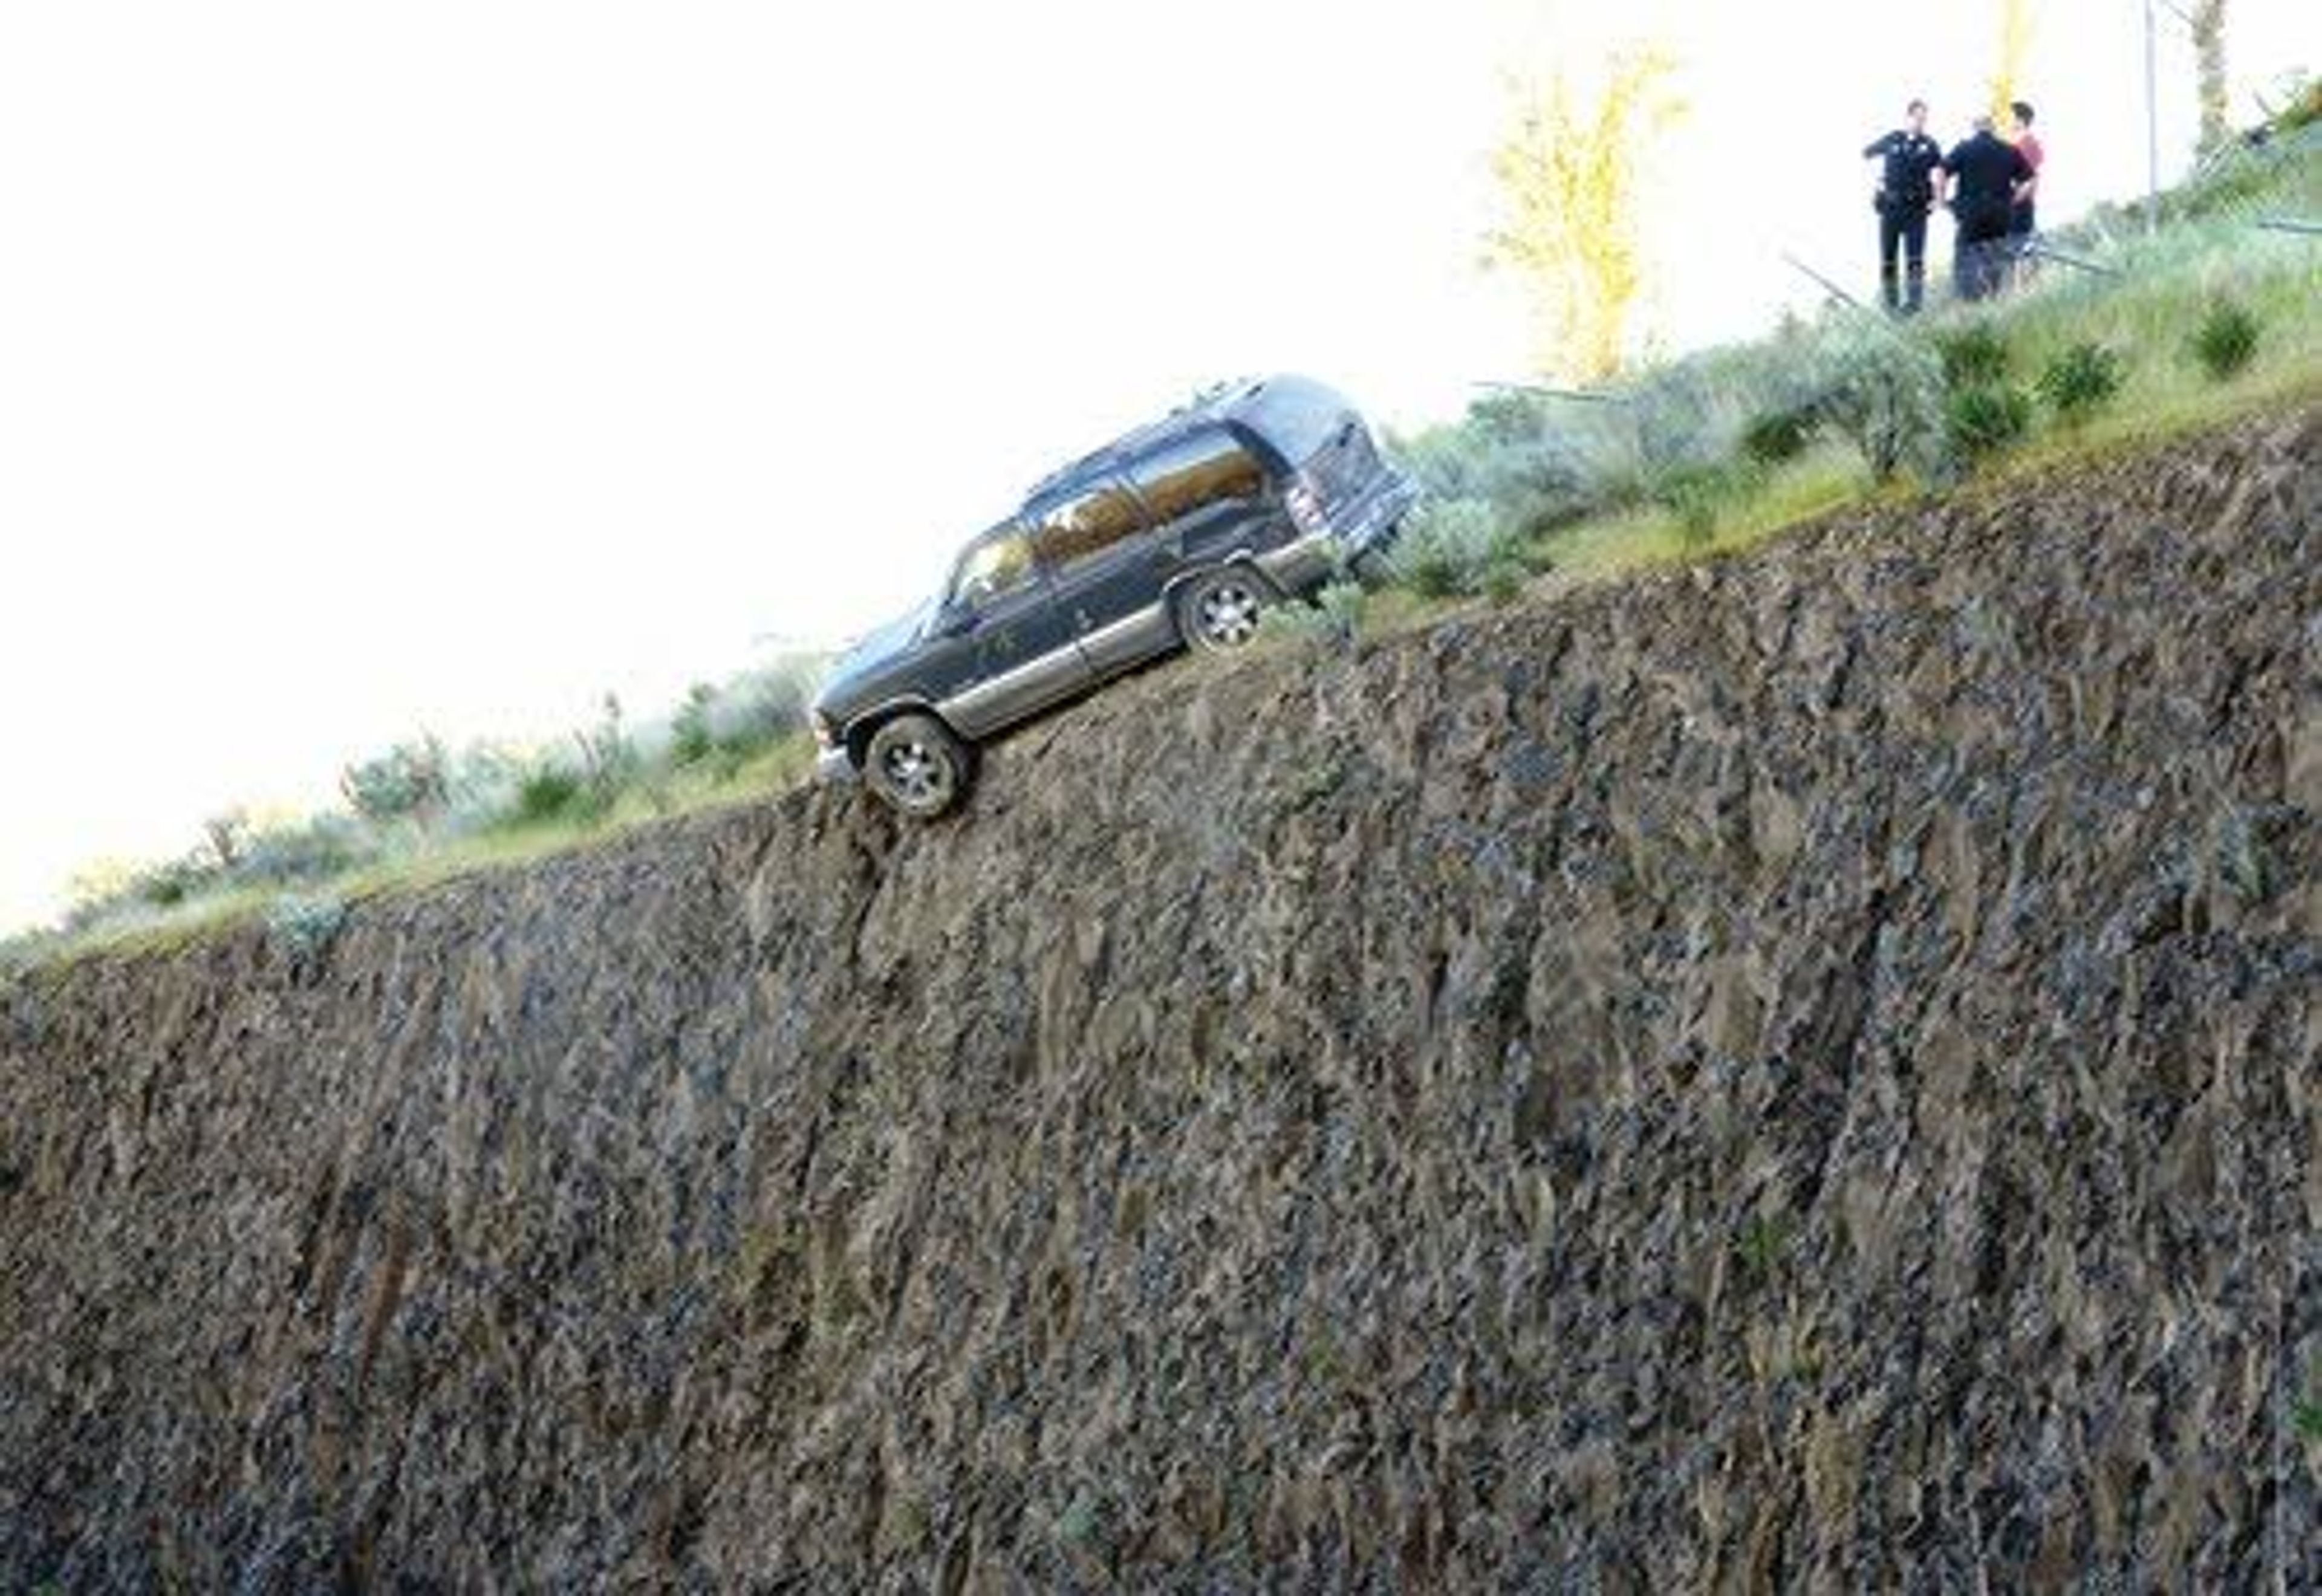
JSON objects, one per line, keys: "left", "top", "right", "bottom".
{"left": 1902, "top": 211, "right": 1928, "bottom": 313}
{"left": 1878, "top": 210, "right": 1902, "bottom": 312}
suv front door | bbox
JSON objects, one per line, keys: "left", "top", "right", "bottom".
{"left": 926, "top": 521, "right": 1091, "bottom": 739}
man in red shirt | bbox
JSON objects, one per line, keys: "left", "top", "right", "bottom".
{"left": 2009, "top": 101, "right": 2044, "bottom": 285}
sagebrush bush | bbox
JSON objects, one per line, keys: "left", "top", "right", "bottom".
{"left": 1797, "top": 316, "right": 1950, "bottom": 482}
{"left": 241, "top": 814, "right": 377, "bottom": 884}
{"left": 1391, "top": 498, "right": 1527, "bottom": 599}
{"left": 1945, "top": 383, "right": 2034, "bottom": 461}
{"left": 2190, "top": 300, "right": 2259, "bottom": 379}
{"left": 1258, "top": 581, "right": 1368, "bottom": 650}
{"left": 1936, "top": 324, "right": 2012, "bottom": 387}
{"left": 2035, "top": 342, "right": 2125, "bottom": 423}
{"left": 265, "top": 893, "right": 345, "bottom": 966}
{"left": 340, "top": 737, "right": 448, "bottom": 825}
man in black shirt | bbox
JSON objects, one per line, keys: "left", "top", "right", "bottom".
{"left": 1939, "top": 114, "right": 2035, "bottom": 301}
{"left": 1863, "top": 99, "right": 1944, "bottom": 314}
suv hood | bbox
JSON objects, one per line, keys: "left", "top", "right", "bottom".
{"left": 818, "top": 599, "right": 934, "bottom": 702}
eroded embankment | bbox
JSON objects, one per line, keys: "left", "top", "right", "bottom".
{"left": 2, "top": 413, "right": 2317, "bottom": 1589}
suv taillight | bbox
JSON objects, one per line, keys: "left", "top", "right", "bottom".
{"left": 1285, "top": 476, "right": 1325, "bottom": 536}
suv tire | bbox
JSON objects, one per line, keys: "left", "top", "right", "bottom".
{"left": 864, "top": 712, "right": 971, "bottom": 819}
{"left": 1175, "top": 566, "right": 1269, "bottom": 652}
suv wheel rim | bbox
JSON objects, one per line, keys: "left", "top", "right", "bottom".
{"left": 880, "top": 740, "right": 952, "bottom": 808}
{"left": 1197, "top": 581, "right": 1261, "bottom": 646}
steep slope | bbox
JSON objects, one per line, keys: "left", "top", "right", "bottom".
{"left": 2, "top": 412, "right": 2315, "bottom": 1589}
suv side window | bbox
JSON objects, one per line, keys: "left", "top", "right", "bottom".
{"left": 1129, "top": 429, "right": 1267, "bottom": 526}
{"left": 1028, "top": 480, "right": 1146, "bottom": 575}
{"left": 948, "top": 527, "right": 1038, "bottom": 608}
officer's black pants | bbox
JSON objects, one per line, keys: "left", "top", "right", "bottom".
{"left": 1955, "top": 216, "right": 2013, "bottom": 302}
{"left": 1878, "top": 206, "right": 1928, "bottom": 313}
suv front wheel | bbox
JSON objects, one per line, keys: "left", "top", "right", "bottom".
{"left": 1175, "top": 566, "right": 1269, "bottom": 652}
{"left": 863, "top": 712, "right": 972, "bottom": 819}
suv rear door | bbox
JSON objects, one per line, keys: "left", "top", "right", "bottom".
{"left": 1028, "top": 475, "right": 1174, "bottom": 677}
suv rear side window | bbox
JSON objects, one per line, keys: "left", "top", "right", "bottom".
{"left": 1130, "top": 429, "right": 1267, "bottom": 525}
{"left": 1029, "top": 481, "right": 1146, "bottom": 572}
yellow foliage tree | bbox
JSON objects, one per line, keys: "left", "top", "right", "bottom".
{"left": 1989, "top": 0, "right": 2035, "bottom": 125}
{"left": 1485, "top": 45, "right": 1686, "bottom": 385}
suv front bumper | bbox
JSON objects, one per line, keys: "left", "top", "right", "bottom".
{"left": 815, "top": 744, "right": 858, "bottom": 786}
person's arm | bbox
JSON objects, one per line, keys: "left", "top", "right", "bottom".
{"left": 2012, "top": 146, "right": 2037, "bottom": 204}
{"left": 1862, "top": 131, "right": 1894, "bottom": 160}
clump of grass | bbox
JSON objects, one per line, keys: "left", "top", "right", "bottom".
{"left": 2035, "top": 342, "right": 2125, "bottom": 424}
{"left": 1936, "top": 323, "right": 2012, "bottom": 387}
{"left": 2190, "top": 300, "right": 2260, "bottom": 380}
{"left": 1650, "top": 461, "right": 1762, "bottom": 547}
{"left": 1944, "top": 383, "right": 2033, "bottom": 462}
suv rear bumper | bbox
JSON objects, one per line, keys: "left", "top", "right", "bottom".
{"left": 1255, "top": 472, "right": 1421, "bottom": 592}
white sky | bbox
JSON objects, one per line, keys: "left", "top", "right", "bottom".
{"left": 0, "top": 1, "right": 2307, "bottom": 931}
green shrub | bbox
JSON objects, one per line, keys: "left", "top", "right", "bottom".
{"left": 512, "top": 766, "right": 585, "bottom": 825}
{"left": 2035, "top": 342, "right": 2125, "bottom": 423}
{"left": 1740, "top": 407, "right": 1813, "bottom": 465}
{"left": 1936, "top": 324, "right": 2011, "bottom": 387}
{"left": 671, "top": 683, "right": 718, "bottom": 766}
{"left": 2190, "top": 300, "right": 2259, "bottom": 380}
{"left": 1945, "top": 383, "right": 2034, "bottom": 461}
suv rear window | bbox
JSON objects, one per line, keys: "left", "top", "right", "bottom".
{"left": 1129, "top": 429, "right": 1267, "bottom": 525}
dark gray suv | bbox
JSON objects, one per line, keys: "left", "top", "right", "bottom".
{"left": 810, "top": 374, "right": 1417, "bottom": 817}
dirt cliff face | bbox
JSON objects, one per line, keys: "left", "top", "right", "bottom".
{"left": 3, "top": 414, "right": 2316, "bottom": 1590}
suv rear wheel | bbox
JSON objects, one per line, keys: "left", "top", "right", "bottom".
{"left": 863, "top": 712, "right": 971, "bottom": 819}
{"left": 1175, "top": 566, "right": 1269, "bottom": 652}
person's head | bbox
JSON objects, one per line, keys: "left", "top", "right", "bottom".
{"left": 1907, "top": 99, "right": 1928, "bottom": 133}
{"left": 1972, "top": 112, "right": 1995, "bottom": 135}
{"left": 2011, "top": 100, "right": 2035, "bottom": 133}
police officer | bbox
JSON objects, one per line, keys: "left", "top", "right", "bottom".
{"left": 1939, "top": 113, "right": 2035, "bottom": 300}
{"left": 1863, "top": 99, "right": 1943, "bottom": 314}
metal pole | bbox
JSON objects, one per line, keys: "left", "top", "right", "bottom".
{"left": 1780, "top": 251, "right": 1867, "bottom": 310}
{"left": 2144, "top": 0, "right": 2161, "bottom": 233}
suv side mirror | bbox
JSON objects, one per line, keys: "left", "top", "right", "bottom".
{"left": 934, "top": 602, "right": 979, "bottom": 638}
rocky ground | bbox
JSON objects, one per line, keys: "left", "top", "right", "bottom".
{"left": 2, "top": 410, "right": 2316, "bottom": 1589}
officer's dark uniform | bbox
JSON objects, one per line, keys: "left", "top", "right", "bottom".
{"left": 1943, "top": 128, "right": 2034, "bottom": 301}
{"left": 1863, "top": 126, "right": 1943, "bottom": 313}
